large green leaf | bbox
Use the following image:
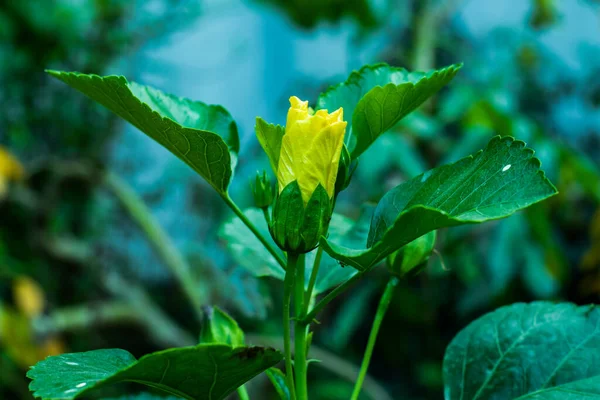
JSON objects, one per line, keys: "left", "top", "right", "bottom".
{"left": 322, "top": 136, "right": 557, "bottom": 271}
{"left": 219, "top": 208, "right": 367, "bottom": 294}
{"left": 317, "top": 63, "right": 461, "bottom": 158}
{"left": 28, "top": 344, "right": 282, "bottom": 400}
{"left": 444, "top": 302, "right": 600, "bottom": 400}
{"left": 46, "top": 71, "right": 238, "bottom": 194}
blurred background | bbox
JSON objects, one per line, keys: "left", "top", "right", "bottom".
{"left": 1, "top": 0, "right": 600, "bottom": 399}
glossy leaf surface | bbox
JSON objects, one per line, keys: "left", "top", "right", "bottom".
{"left": 47, "top": 71, "right": 238, "bottom": 194}
{"left": 444, "top": 302, "right": 600, "bottom": 400}
{"left": 28, "top": 344, "right": 282, "bottom": 400}
{"left": 322, "top": 136, "right": 557, "bottom": 271}
{"left": 317, "top": 63, "right": 461, "bottom": 158}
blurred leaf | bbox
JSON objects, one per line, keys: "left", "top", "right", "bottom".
{"left": 28, "top": 345, "right": 282, "bottom": 400}
{"left": 322, "top": 136, "right": 558, "bottom": 271}
{"left": 46, "top": 71, "right": 238, "bottom": 194}
{"left": 219, "top": 208, "right": 368, "bottom": 294}
{"left": 266, "top": 368, "right": 290, "bottom": 400}
{"left": 103, "top": 395, "right": 179, "bottom": 400}
{"left": 219, "top": 208, "right": 285, "bottom": 281}
{"left": 0, "top": 305, "right": 65, "bottom": 369}
{"left": 322, "top": 279, "right": 378, "bottom": 352}
{"left": 530, "top": 0, "right": 559, "bottom": 29}
{"left": 260, "top": 0, "right": 377, "bottom": 29}
{"left": 308, "top": 210, "right": 370, "bottom": 294}
{"left": 522, "top": 242, "right": 559, "bottom": 299}
{"left": 562, "top": 148, "right": 600, "bottom": 202}
{"left": 200, "top": 306, "right": 245, "bottom": 347}
{"left": 581, "top": 208, "right": 600, "bottom": 270}
{"left": 444, "top": 302, "right": 600, "bottom": 400}
{"left": 317, "top": 63, "right": 461, "bottom": 158}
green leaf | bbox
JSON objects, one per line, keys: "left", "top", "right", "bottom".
{"left": 309, "top": 206, "right": 372, "bottom": 294}
{"left": 219, "top": 208, "right": 285, "bottom": 281}
{"left": 266, "top": 368, "right": 291, "bottom": 400}
{"left": 28, "top": 344, "right": 282, "bottom": 400}
{"left": 103, "top": 395, "right": 179, "bottom": 400}
{"left": 322, "top": 136, "right": 558, "bottom": 271}
{"left": 255, "top": 117, "right": 285, "bottom": 175}
{"left": 444, "top": 302, "right": 600, "bottom": 400}
{"left": 200, "top": 306, "right": 245, "bottom": 347}
{"left": 317, "top": 63, "right": 461, "bottom": 158}
{"left": 46, "top": 71, "right": 238, "bottom": 194}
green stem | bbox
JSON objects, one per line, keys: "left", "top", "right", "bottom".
{"left": 294, "top": 254, "right": 308, "bottom": 400}
{"left": 261, "top": 206, "right": 271, "bottom": 226}
{"left": 283, "top": 255, "right": 297, "bottom": 400}
{"left": 237, "top": 385, "right": 250, "bottom": 400}
{"left": 304, "top": 246, "right": 323, "bottom": 311}
{"left": 104, "top": 171, "right": 204, "bottom": 320}
{"left": 301, "top": 271, "right": 366, "bottom": 324}
{"left": 222, "top": 194, "right": 286, "bottom": 269}
{"left": 350, "top": 277, "right": 398, "bottom": 400}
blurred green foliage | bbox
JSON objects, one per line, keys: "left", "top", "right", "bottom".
{"left": 1, "top": 0, "right": 600, "bottom": 399}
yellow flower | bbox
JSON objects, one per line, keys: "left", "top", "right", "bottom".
{"left": 13, "top": 276, "right": 46, "bottom": 318}
{"left": 277, "top": 96, "right": 347, "bottom": 204}
{"left": 0, "top": 146, "right": 24, "bottom": 198}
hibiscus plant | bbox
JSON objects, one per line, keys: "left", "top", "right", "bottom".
{"left": 28, "top": 62, "right": 596, "bottom": 400}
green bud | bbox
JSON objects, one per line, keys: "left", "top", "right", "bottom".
{"left": 199, "top": 306, "right": 245, "bottom": 347}
{"left": 334, "top": 144, "right": 356, "bottom": 196}
{"left": 270, "top": 181, "right": 331, "bottom": 253}
{"left": 387, "top": 231, "right": 436, "bottom": 277}
{"left": 251, "top": 170, "right": 274, "bottom": 209}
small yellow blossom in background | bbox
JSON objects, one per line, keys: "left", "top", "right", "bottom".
{"left": 277, "top": 96, "right": 347, "bottom": 203}
{"left": 0, "top": 277, "right": 65, "bottom": 368}
{"left": 13, "top": 276, "right": 46, "bottom": 318}
{"left": 0, "top": 146, "right": 25, "bottom": 198}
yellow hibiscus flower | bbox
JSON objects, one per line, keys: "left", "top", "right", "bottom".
{"left": 277, "top": 96, "right": 347, "bottom": 203}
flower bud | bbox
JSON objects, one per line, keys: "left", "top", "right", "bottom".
{"left": 270, "top": 181, "right": 331, "bottom": 253}
{"left": 251, "top": 170, "right": 274, "bottom": 209}
{"left": 334, "top": 144, "right": 356, "bottom": 196}
{"left": 387, "top": 231, "right": 436, "bottom": 277}
{"left": 257, "top": 96, "right": 347, "bottom": 254}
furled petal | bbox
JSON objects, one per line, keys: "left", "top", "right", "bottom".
{"left": 277, "top": 96, "right": 347, "bottom": 203}
{"left": 301, "top": 119, "right": 347, "bottom": 199}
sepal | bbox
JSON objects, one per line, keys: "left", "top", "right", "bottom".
{"left": 252, "top": 170, "right": 274, "bottom": 209}
{"left": 387, "top": 231, "right": 436, "bottom": 277}
{"left": 270, "top": 181, "right": 332, "bottom": 253}
{"left": 334, "top": 144, "right": 356, "bottom": 196}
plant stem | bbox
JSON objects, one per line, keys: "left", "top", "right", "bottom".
{"left": 350, "top": 277, "right": 398, "bottom": 400}
{"left": 237, "top": 385, "right": 250, "bottom": 400}
{"left": 283, "top": 254, "right": 298, "bottom": 400}
{"left": 301, "top": 271, "right": 366, "bottom": 324}
{"left": 304, "top": 246, "right": 323, "bottom": 311}
{"left": 222, "top": 194, "right": 286, "bottom": 269}
{"left": 246, "top": 334, "right": 393, "bottom": 400}
{"left": 294, "top": 254, "right": 309, "bottom": 400}
{"left": 261, "top": 206, "right": 271, "bottom": 226}
{"left": 104, "top": 171, "right": 204, "bottom": 321}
